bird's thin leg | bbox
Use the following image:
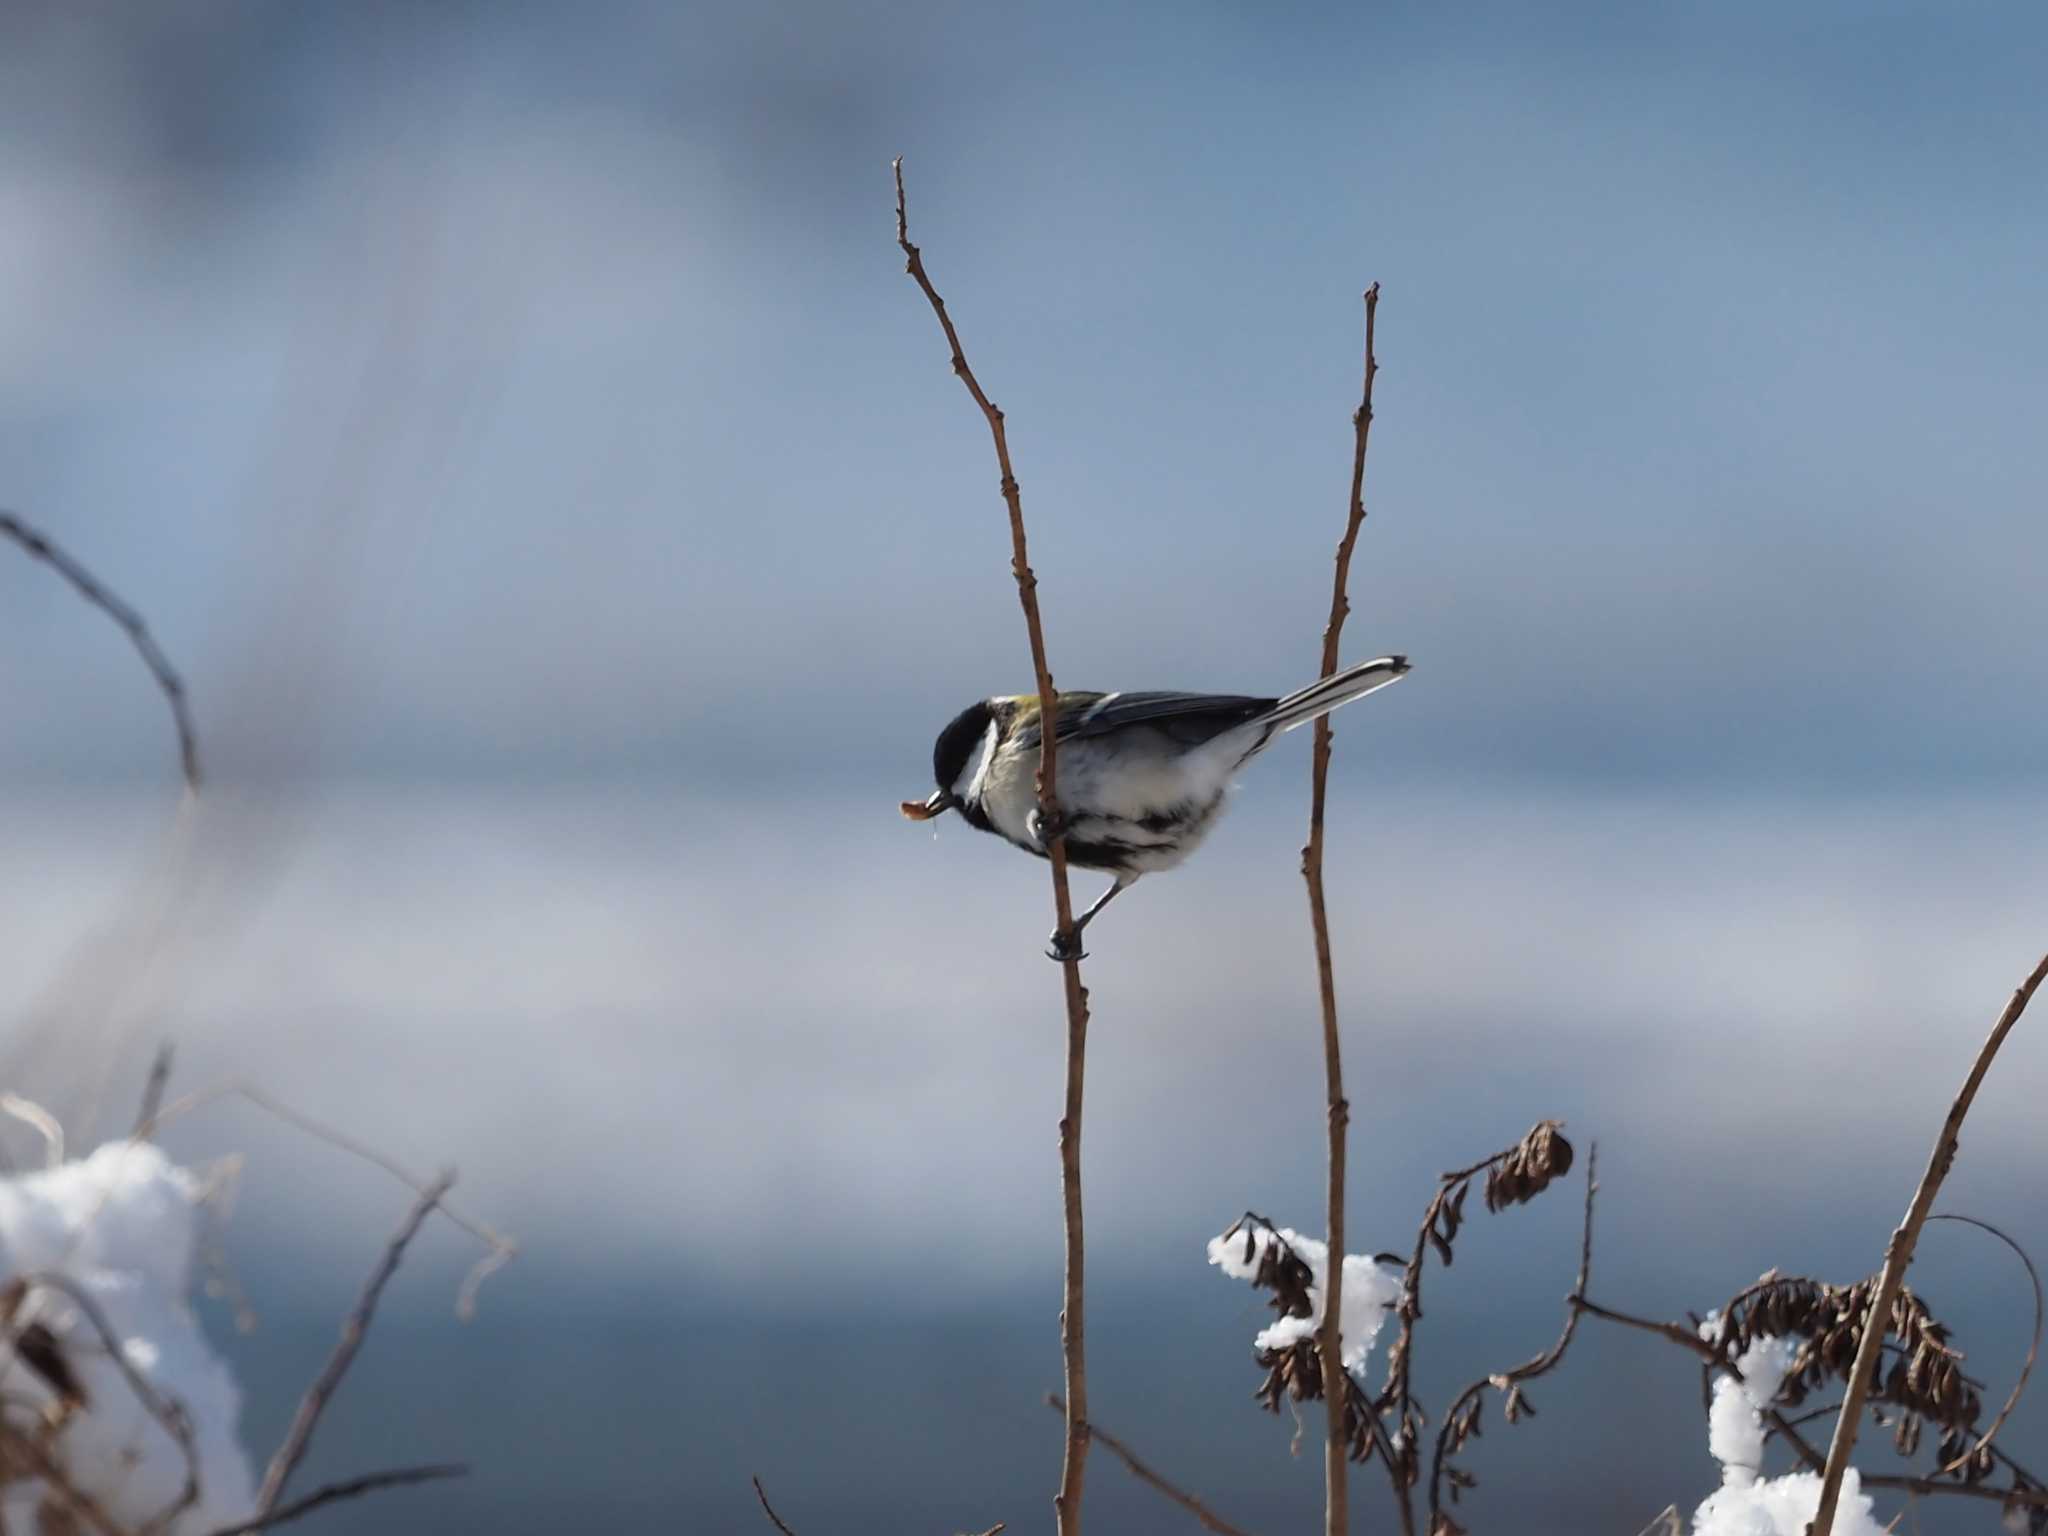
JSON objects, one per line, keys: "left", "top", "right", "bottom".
{"left": 1047, "top": 877, "right": 1131, "bottom": 962}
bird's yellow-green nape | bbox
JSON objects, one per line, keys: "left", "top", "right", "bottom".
{"left": 1002, "top": 691, "right": 1107, "bottom": 721}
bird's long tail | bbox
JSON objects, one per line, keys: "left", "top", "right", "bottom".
{"left": 1257, "top": 655, "right": 1411, "bottom": 735}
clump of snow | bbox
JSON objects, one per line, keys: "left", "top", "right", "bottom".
{"left": 1693, "top": 1468, "right": 1885, "bottom": 1536}
{"left": 1687, "top": 1315, "right": 1886, "bottom": 1536}
{"left": 1702, "top": 1322, "right": 1800, "bottom": 1487}
{"left": 0, "top": 1141, "right": 254, "bottom": 1532}
{"left": 1207, "top": 1223, "right": 1403, "bottom": 1374}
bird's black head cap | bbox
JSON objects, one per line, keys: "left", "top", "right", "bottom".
{"left": 933, "top": 699, "right": 995, "bottom": 795}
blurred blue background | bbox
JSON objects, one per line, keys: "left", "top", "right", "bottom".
{"left": 2, "top": 1, "right": 2045, "bottom": 1531}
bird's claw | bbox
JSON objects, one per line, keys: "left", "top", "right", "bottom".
{"left": 1046, "top": 929, "right": 1087, "bottom": 963}
{"left": 1029, "top": 806, "right": 1074, "bottom": 847}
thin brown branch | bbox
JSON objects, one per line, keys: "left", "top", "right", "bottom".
{"left": 138, "top": 1081, "right": 516, "bottom": 1318}
{"left": 14, "top": 1271, "right": 202, "bottom": 1536}
{"left": 1810, "top": 951, "right": 2048, "bottom": 1536}
{"left": 1300, "top": 282, "right": 1380, "bottom": 1536}
{"left": 253, "top": 1171, "right": 456, "bottom": 1515}
{"left": 132, "top": 1044, "right": 174, "bottom": 1141}
{"left": 2, "top": 510, "right": 201, "bottom": 791}
{"left": 1428, "top": 1146, "right": 1598, "bottom": 1526}
{"left": 752, "top": 1476, "right": 800, "bottom": 1536}
{"left": 1922, "top": 1213, "right": 2041, "bottom": 1478}
{"left": 1048, "top": 1395, "right": 1258, "bottom": 1536}
{"left": 201, "top": 1464, "right": 466, "bottom": 1536}
{"left": 894, "top": 156, "right": 1094, "bottom": 1536}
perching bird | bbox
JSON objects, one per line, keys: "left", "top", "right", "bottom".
{"left": 902, "top": 655, "right": 1410, "bottom": 957}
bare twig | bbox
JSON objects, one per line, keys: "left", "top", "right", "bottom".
{"left": 201, "top": 1464, "right": 467, "bottom": 1536}
{"left": 1809, "top": 951, "right": 2048, "bottom": 1536}
{"left": 1922, "top": 1213, "right": 2041, "bottom": 1478}
{"left": 1048, "top": 1394, "right": 1258, "bottom": 1536}
{"left": 1300, "top": 282, "right": 1380, "bottom": 1536}
{"left": 133, "top": 1045, "right": 174, "bottom": 1141}
{"left": 2, "top": 511, "right": 201, "bottom": 791}
{"left": 253, "top": 1171, "right": 456, "bottom": 1515}
{"left": 1428, "top": 1146, "right": 1597, "bottom": 1526}
{"left": 894, "top": 156, "right": 1095, "bottom": 1536}
{"left": 138, "top": 1081, "right": 515, "bottom": 1317}
{"left": 752, "top": 1476, "right": 800, "bottom": 1536}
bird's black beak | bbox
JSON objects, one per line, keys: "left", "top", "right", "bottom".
{"left": 900, "top": 789, "right": 957, "bottom": 822}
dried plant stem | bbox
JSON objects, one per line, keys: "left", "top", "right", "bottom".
{"left": 133, "top": 1044, "right": 174, "bottom": 1140}
{"left": 1808, "top": 951, "right": 2048, "bottom": 1536}
{"left": 139, "top": 1080, "right": 515, "bottom": 1317}
{"left": 254, "top": 1171, "right": 455, "bottom": 1515}
{"left": 1300, "top": 281, "right": 1380, "bottom": 1536}
{"left": 752, "top": 1476, "right": 801, "bottom": 1536}
{"left": 1427, "top": 1147, "right": 1598, "bottom": 1527}
{"left": 894, "top": 157, "right": 1094, "bottom": 1536}
{"left": 202, "top": 1464, "right": 467, "bottom": 1536}
{"left": 1921, "top": 1213, "right": 2041, "bottom": 1477}
{"left": 1048, "top": 1395, "right": 1258, "bottom": 1536}
{"left": 2, "top": 510, "right": 201, "bottom": 791}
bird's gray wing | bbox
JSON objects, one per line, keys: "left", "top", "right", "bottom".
{"left": 1014, "top": 691, "right": 1276, "bottom": 751}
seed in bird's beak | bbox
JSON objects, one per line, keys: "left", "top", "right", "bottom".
{"left": 900, "top": 791, "right": 952, "bottom": 821}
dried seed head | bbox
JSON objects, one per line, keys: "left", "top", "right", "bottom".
{"left": 1484, "top": 1121, "right": 1575, "bottom": 1212}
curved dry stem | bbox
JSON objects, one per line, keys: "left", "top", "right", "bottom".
{"left": 1922, "top": 1213, "right": 2041, "bottom": 1478}
{"left": 752, "top": 1475, "right": 801, "bottom": 1536}
{"left": 138, "top": 1080, "right": 516, "bottom": 1318}
{"left": 2, "top": 510, "right": 201, "bottom": 791}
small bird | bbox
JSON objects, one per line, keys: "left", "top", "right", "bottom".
{"left": 902, "top": 655, "right": 1411, "bottom": 957}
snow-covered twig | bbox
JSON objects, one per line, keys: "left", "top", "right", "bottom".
{"left": 252, "top": 1171, "right": 455, "bottom": 1515}
{"left": 1809, "top": 950, "right": 2048, "bottom": 1536}
{"left": 1, "top": 510, "right": 201, "bottom": 792}
{"left": 1047, "top": 1394, "right": 1257, "bottom": 1536}
{"left": 14, "top": 1270, "right": 204, "bottom": 1536}
{"left": 1299, "top": 280, "right": 1381, "bottom": 1536}
{"left": 1571, "top": 1291, "right": 2048, "bottom": 1514}
{"left": 893, "top": 157, "right": 1096, "bottom": 1536}
{"left": 200, "top": 1464, "right": 466, "bottom": 1536}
